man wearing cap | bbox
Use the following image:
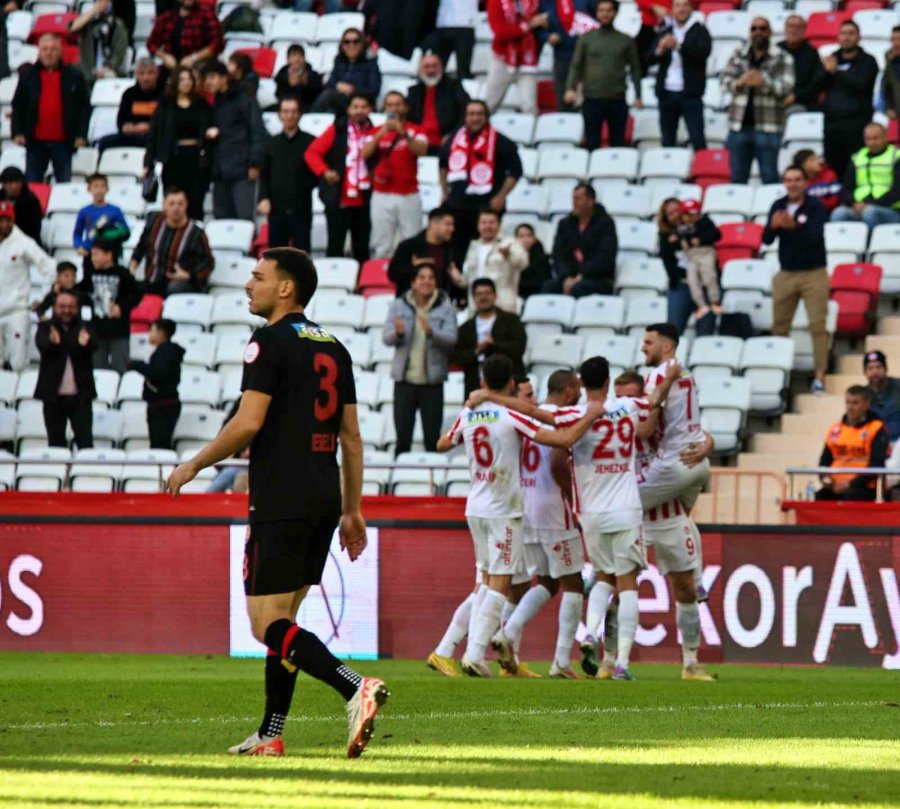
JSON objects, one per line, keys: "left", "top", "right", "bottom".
{"left": 0, "top": 201, "right": 56, "bottom": 372}
{"left": 864, "top": 350, "right": 900, "bottom": 440}
{"left": 0, "top": 166, "right": 44, "bottom": 245}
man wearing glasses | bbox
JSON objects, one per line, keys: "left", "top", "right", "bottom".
{"left": 720, "top": 17, "right": 794, "bottom": 185}
{"left": 312, "top": 28, "right": 382, "bottom": 114}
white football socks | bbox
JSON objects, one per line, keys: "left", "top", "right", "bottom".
{"left": 555, "top": 591, "right": 583, "bottom": 668}
{"left": 677, "top": 601, "right": 701, "bottom": 667}
{"left": 466, "top": 584, "right": 488, "bottom": 651}
{"left": 616, "top": 589, "right": 639, "bottom": 670}
{"left": 690, "top": 520, "right": 704, "bottom": 589}
{"left": 467, "top": 589, "right": 506, "bottom": 665}
{"left": 504, "top": 584, "right": 552, "bottom": 644}
{"left": 435, "top": 592, "right": 475, "bottom": 657}
{"left": 586, "top": 580, "right": 615, "bottom": 640}
{"left": 602, "top": 604, "right": 618, "bottom": 664}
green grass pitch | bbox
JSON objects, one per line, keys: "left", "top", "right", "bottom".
{"left": 0, "top": 653, "right": 898, "bottom": 808}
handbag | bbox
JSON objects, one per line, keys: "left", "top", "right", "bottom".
{"left": 142, "top": 163, "right": 160, "bottom": 203}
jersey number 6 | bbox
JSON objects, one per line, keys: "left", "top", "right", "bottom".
{"left": 473, "top": 425, "right": 494, "bottom": 467}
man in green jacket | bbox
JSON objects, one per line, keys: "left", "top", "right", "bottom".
{"left": 564, "top": 0, "right": 643, "bottom": 149}
{"left": 831, "top": 122, "right": 900, "bottom": 230}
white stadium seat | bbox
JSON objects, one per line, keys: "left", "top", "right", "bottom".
{"left": 625, "top": 296, "right": 668, "bottom": 335}
{"left": 491, "top": 112, "right": 536, "bottom": 145}
{"left": 97, "top": 147, "right": 146, "bottom": 178}
{"left": 162, "top": 294, "right": 214, "bottom": 330}
{"left": 616, "top": 257, "right": 668, "bottom": 296}
{"left": 506, "top": 183, "right": 550, "bottom": 216}
{"left": 588, "top": 148, "right": 639, "bottom": 181}
{"left": 639, "top": 148, "right": 692, "bottom": 182}
{"left": 572, "top": 295, "right": 626, "bottom": 335}
{"left": 599, "top": 184, "right": 652, "bottom": 220}
{"left": 703, "top": 184, "right": 755, "bottom": 217}
{"left": 699, "top": 376, "right": 752, "bottom": 455}
{"left": 740, "top": 336, "right": 794, "bottom": 413}
{"left": 521, "top": 294, "right": 576, "bottom": 329}
{"left": 616, "top": 221, "right": 658, "bottom": 255}
{"left": 211, "top": 293, "right": 263, "bottom": 330}
{"left": 47, "top": 183, "right": 91, "bottom": 214}
{"left": 536, "top": 147, "right": 589, "bottom": 180}
{"left": 529, "top": 334, "right": 583, "bottom": 375}
{"left": 70, "top": 448, "right": 125, "bottom": 492}
{"left": 782, "top": 112, "right": 824, "bottom": 146}
{"left": 534, "top": 112, "right": 584, "bottom": 145}
{"left": 314, "top": 293, "right": 366, "bottom": 328}
{"left": 93, "top": 369, "right": 120, "bottom": 407}
{"left": 689, "top": 336, "right": 745, "bottom": 373}
{"left": 825, "top": 221, "right": 868, "bottom": 257}
{"left": 581, "top": 333, "right": 637, "bottom": 370}
{"left": 16, "top": 447, "right": 70, "bottom": 492}
{"left": 721, "top": 259, "right": 775, "bottom": 295}
{"left": 180, "top": 332, "right": 217, "bottom": 369}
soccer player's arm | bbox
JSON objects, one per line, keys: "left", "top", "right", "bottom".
{"left": 466, "top": 390, "right": 557, "bottom": 426}
{"left": 533, "top": 402, "right": 605, "bottom": 449}
{"left": 680, "top": 430, "right": 715, "bottom": 467}
{"left": 437, "top": 411, "right": 466, "bottom": 452}
{"left": 337, "top": 346, "right": 368, "bottom": 561}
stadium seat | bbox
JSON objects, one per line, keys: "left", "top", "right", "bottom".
{"left": 71, "top": 147, "right": 99, "bottom": 179}
{"left": 739, "top": 336, "right": 794, "bottom": 413}
{"left": 598, "top": 183, "right": 652, "bottom": 220}
{"left": 341, "top": 332, "right": 373, "bottom": 368}
{"left": 751, "top": 184, "right": 784, "bottom": 219}
{"left": 234, "top": 47, "right": 277, "bottom": 78}
{"left": 264, "top": 10, "right": 318, "bottom": 41}
{"left": 0, "top": 370, "right": 17, "bottom": 407}
{"left": 16, "top": 446, "right": 70, "bottom": 492}
{"left": 362, "top": 294, "right": 394, "bottom": 332}
{"left": 854, "top": 8, "right": 897, "bottom": 39}
{"left": 0, "top": 143, "right": 26, "bottom": 175}
{"left": 521, "top": 294, "right": 576, "bottom": 330}
{"left": 616, "top": 257, "right": 668, "bottom": 296}
{"left": 357, "top": 409, "right": 387, "bottom": 449}
{"left": 15, "top": 400, "right": 45, "bottom": 452}
{"left": 116, "top": 370, "right": 145, "bottom": 405}
{"left": 624, "top": 296, "right": 668, "bottom": 335}
{"left": 354, "top": 370, "right": 380, "bottom": 410}
{"left": 639, "top": 148, "right": 692, "bottom": 181}
{"left": 8, "top": 42, "right": 38, "bottom": 71}
{"left": 533, "top": 112, "right": 584, "bottom": 145}
{"left": 0, "top": 448, "right": 16, "bottom": 491}
{"left": 699, "top": 376, "right": 752, "bottom": 455}
{"left": 213, "top": 332, "right": 248, "bottom": 369}
{"left": 825, "top": 221, "right": 869, "bottom": 258}
{"left": 536, "top": 147, "right": 589, "bottom": 180}
{"left": 178, "top": 370, "right": 221, "bottom": 408}
{"left": 830, "top": 263, "right": 882, "bottom": 338}
{"left": 689, "top": 335, "right": 745, "bottom": 373}
{"left": 316, "top": 258, "right": 360, "bottom": 292}
{"left": 313, "top": 293, "right": 366, "bottom": 329}
{"left": 546, "top": 182, "right": 578, "bottom": 216}
{"left": 130, "top": 294, "right": 163, "bottom": 333}
{"left": 28, "top": 12, "right": 77, "bottom": 45}
{"left": 616, "top": 221, "right": 658, "bottom": 255}
{"left": 703, "top": 184, "right": 755, "bottom": 217}
{"left": 90, "top": 78, "right": 132, "bottom": 107}
{"left": 581, "top": 333, "right": 638, "bottom": 371}
{"left": 724, "top": 291, "right": 771, "bottom": 332}
{"left": 649, "top": 182, "right": 703, "bottom": 211}
{"left": 97, "top": 147, "right": 145, "bottom": 179}
{"left": 122, "top": 448, "right": 177, "bottom": 491}
{"left": 572, "top": 295, "right": 626, "bottom": 335}
{"left": 219, "top": 367, "right": 243, "bottom": 407}
{"left": 205, "top": 220, "right": 255, "bottom": 254}
{"left": 5, "top": 10, "right": 32, "bottom": 42}
{"left": 506, "top": 183, "right": 550, "bottom": 216}
{"left": 444, "top": 374, "right": 465, "bottom": 406}
{"left": 210, "top": 293, "right": 263, "bottom": 331}
{"left": 92, "top": 369, "right": 120, "bottom": 408}
{"left": 705, "top": 9, "right": 750, "bottom": 39}
{"left": 209, "top": 256, "right": 256, "bottom": 291}
{"left": 805, "top": 11, "right": 849, "bottom": 47}
{"left": 588, "top": 148, "right": 639, "bottom": 181}
{"left": 491, "top": 112, "right": 536, "bottom": 145}
{"left": 47, "top": 182, "right": 91, "bottom": 214}
{"left": 162, "top": 294, "right": 214, "bottom": 331}
{"left": 14, "top": 369, "right": 37, "bottom": 404}
{"left": 717, "top": 222, "right": 764, "bottom": 263}
{"left": 316, "top": 11, "right": 365, "bottom": 42}
{"left": 721, "top": 258, "right": 775, "bottom": 295}
{"left": 179, "top": 332, "right": 217, "bottom": 369}
{"left": 299, "top": 113, "right": 335, "bottom": 138}
{"left": 391, "top": 452, "right": 446, "bottom": 496}
{"left": 782, "top": 112, "right": 825, "bottom": 146}
{"left": 173, "top": 410, "right": 226, "bottom": 452}
{"left": 690, "top": 148, "right": 731, "bottom": 182}
{"left": 528, "top": 334, "right": 583, "bottom": 376}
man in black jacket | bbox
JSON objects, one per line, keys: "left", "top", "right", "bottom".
{"left": 778, "top": 15, "right": 824, "bottom": 113}
{"left": 407, "top": 53, "right": 470, "bottom": 155}
{"left": 81, "top": 239, "right": 142, "bottom": 373}
{"left": 821, "top": 21, "right": 879, "bottom": 179}
{"left": 451, "top": 278, "right": 527, "bottom": 396}
{"left": 649, "top": 0, "right": 711, "bottom": 150}
{"left": 257, "top": 97, "right": 317, "bottom": 250}
{"left": 35, "top": 290, "right": 95, "bottom": 448}
{"left": 0, "top": 167, "right": 44, "bottom": 245}
{"left": 544, "top": 183, "right": 617, "bottom": 297}
{"left": 130, "top": 317, "right": 185, "bottom": 449}
{"left": 388, "top": 207, "right": 459, "bottom": 299}
{"left": 11, "top": 34, "right": 89, "bottom": 183}
{"left": 97, "top": 57, "right": 162, "bottom": 152}
{"left": 205, "top": 61, "right": 267, "bottom": 221}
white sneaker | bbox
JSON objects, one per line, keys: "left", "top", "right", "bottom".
{"left": 346, "top": 677, "right": 390, "bottom": 759}
{"left": 460, "top": 654, "right": 492, "bottom": 677}
{"left": 227, "top": 732, "right": 284, "bottom": 756}
{"left": 489, "top": 630, "right": 518, "bottom": 674}
{"left": 549, "top": 661, "right": 581, "bottom": 679}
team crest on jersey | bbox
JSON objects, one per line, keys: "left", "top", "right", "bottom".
{"left": 467, "top": 410, "right": 500, "bottom": 424}
{"left": 291, "top": 323, "right": 336, "bottom": 343}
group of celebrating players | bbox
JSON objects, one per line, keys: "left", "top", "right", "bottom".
{"left": 427, "top": 323, "right": 716, "bottom": 683}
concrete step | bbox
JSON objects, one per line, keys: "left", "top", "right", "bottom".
{"left": 838, "top": 353, "right": 865, "bottom": 374}
{"left": 825, "top": 374, "right": 860, "bottom": 394}
{"left": 794, "top": 392, "right": 844, "bottom": 416}
{"left": 780, "top": 411, "right": 835, "bottom": 435}
{"left": 752, "top": 432, "right": 827, "bottom": 455}
{"left": 878, "top": 317, "right": 900, "bottom": 336}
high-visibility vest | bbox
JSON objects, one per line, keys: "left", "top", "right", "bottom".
{"left": 824, "top": 415, "right": 885, "bottom": 487}
{"left": 852, "top": 146, "right": 900, "bottom": 209}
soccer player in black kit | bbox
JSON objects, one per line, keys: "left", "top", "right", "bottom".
{"left": 167, "top": 247, "right": 388, "bottom": 759}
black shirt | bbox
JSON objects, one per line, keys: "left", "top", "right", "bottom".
{"left": 241, "top": 312, "right": 356, "bottom": 524}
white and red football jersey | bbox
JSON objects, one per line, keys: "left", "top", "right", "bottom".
{"left": 644, "top": 359, "right": 703, "bottom": 460}
{"left": 521, "top": 404, "right": 576, "bottom": 532}
{"left": 554, "top": 396, "right": 649, "bottom": 532}
{"left": 447, "top": 404, "right": 541, "bottom": 519}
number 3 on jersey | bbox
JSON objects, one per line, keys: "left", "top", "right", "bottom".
{"left": 313, "top": 352, "right": 339, "bottom": 421}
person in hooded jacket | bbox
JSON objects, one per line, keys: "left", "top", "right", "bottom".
{"left": 129, "top": 317, "right": 184, "bottom": 449}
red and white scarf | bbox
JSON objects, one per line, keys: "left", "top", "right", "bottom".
{"left": 447, "top": 125, "right": 497, "bottom": 196}
{"left": 555, "top": 0, "right": 599, "bottom": 35}
{"left": 496, "top": 0, "right": 539, "bottom": 70}
{"left": 345, "top": 120, "right": 372, "bottom": 199}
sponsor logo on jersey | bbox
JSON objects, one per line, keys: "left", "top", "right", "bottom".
{"left": 467, "top": 410, "right": 500, "bottom": 424}
{"left": 291, "top": 323, "right": 335, "bottom": 343}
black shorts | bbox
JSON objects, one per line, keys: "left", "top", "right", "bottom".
{"left": 243, "top": 515, "right": 339, "bottom": 596}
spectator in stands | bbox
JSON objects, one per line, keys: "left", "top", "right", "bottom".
{"left": 455, "top": 208, "right": 528, "bottom": 312}
{"left": 674, "top": 199, "right": 722, "bottom": 320}
{"left": 515, "top": 223, "right": 551, "bottom": 299}
{"left": 227, "top": 53, "right": 259, "bottom": 98}
{"left": 537, "top": 0, "right": 587, "bottom": 111}
{"left": 831, "top": 123, "right": 900, "bottom": 230}
{"left": 0, "top": 167, "right": 44, "bottom": 246}
{"left": 73, "top": 173, "right": 130, "bottom": 261}
{"left": 407, "top": 53, "right": 470, "bottom": 155}
{"left": 649, "top": 0, "right": 711, "bottom": 151}
{"left": 12, "top": 34, "right": 90, "bottom": 184}
{"left": 658, "top": 197, "right": 692, "bottom": 334}
{"left": 821, "top": 20, "right": 879, "bottom": 180}
{"left": 146, "top": 0, "right": 224, "bottom": 73}
{"left": 383, "top": 263, "right": 459, "bottom": 455}
{"left": 32, "top": 262, "right": 89, "bottom": 319}
{"left": 69, "top": 0, "right": 129, "bottom": 87}
{"left": 452, "top": 277, "right": 527, "bottom": 396}
{"left": 364, "top": 92, "right": 428, "bottom": 259}
{"left": 544, "top": 182, "right": 617, "bottom": 297}
{"left": 793, "top": 149, "right": 840, "bottom": 214}
{"left": 636, "top": 0, "right": 670, "bottom": 76}
{"left": 389, "top": 207, "right": 459, "bottom": 299}
{"left": 305, "top": 92, "right": 376, "bottom": 264}
{"left": 130, "top": 187, "right": 214, "bottom": 296}
{"left": 257, "top": 97, "right": 317, "bottom": 251}
{"left": 440, "top": 100, "right": 523, "bottom": 266}
{"left": 565, "top": 0, "right": 643, "bottom": 150}
{"left": 81, "top": 239, "right": 141, "bottom": 373}
{"left": 35, "top": 290, "right": 95, "bottom": 449}
{"left": 721, "top": 17, "right": 794, "bottom": 185}
{"left": 204, "top": 61, "right": 267, "bottom": 222}
{"left": 816, "top": 385, "right": 888, "bottom": 501}
{"left": 863, "top": 350, "right": 900, "bottom": 440}
{"left": 144, "top": 66, "right": 213, "bottom": 222}
{"left": 484, "top": 0, "right": 546, "bottom": 115}
{"left": 0, "top": 201, "right": 55, "bottom": 372}
{"left": 778, "top": 15, "right": 823, "bottom": 115}
{"left": 97, "top": 58, "right": 162, "bottom": 152}
{"left": 130, "top": 317, "right": 184, "bottom": 450}
{"left": 423, "top": 0, "right": 477, "bottom": 79}
{"left": 273, "top": 44, "right": 324, "bottom": 110}
{"left": 311, "top": 28, "right": 381, "bottom": 114}
{"left": 882, "top": 26, "right": 900, "bottom": 123}
{"left": 763, "top": 164, "right": 829, "bottom": 394}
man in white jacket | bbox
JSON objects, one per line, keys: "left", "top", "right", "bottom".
{"left": 453, "top": 209, "right": 528, "bottom": 313}
{"left": 0, "top": 201, "right": 55, "bottom": 372}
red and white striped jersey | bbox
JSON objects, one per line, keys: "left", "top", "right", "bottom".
{"left": 644, "top": 497, "right": 687, "bottom": 525}
{"left": 447, "top": 404, "right": 542, "bottom": 519}
{"left": 554, "top": 396, "right": 649, "bottom": 532}
{"left": 521, "top": 404, "right": 576, "bottom": 532}
{"left": 644, "top": 359, "right": 703, "bottom": 460}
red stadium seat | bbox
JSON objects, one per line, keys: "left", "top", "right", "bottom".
{"left": 717, "top": 222, "right": 763, "bottom": 263}
{"left": 805, "top": 11, "right": 849, "bottom": 48}
{"left": 28, "top": 12, "right": 78, "bottom": 44}
{"left": 889, "top": 119, "right": 900, "bottom": 144}
{"left": 61, "top": 44, "right": 79, "bottom": 65}
{"left": 357, "top": 259, "right": 393, "bottom": 295}
{"left": 830, "top": 262, "right": 883, "bottom": 338}
{"left": 844, "top": 0, "right": 885, "bottom": 11}
{"left": 691, "top": 149, "right": 731, "bottom": 181}
{"left": 600, "top": 116, "right": 634, "bottom": 147}
{"left": 699, "top": 1, "right": 735, "bottom": 13}
{"left": 537, "top": 80, "right": 557, "bottom": 113}
{"left": 130, "top": 294, "right": 164, "bottom": 334}
{"left": 235, "top": 47, "right": 277, "bottom": 79}
{"left": 30, "top": 182, "right": 50, "bottom": 215}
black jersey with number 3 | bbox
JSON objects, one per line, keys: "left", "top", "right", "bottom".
{"left": 241, "top": 312, "right": 356, "bottom": 524}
